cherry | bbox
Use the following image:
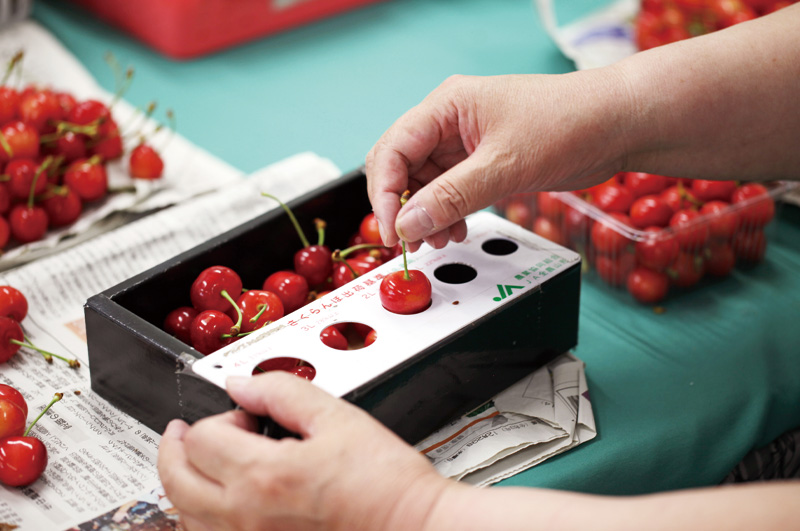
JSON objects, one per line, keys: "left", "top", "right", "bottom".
{"left": 190, "top": 310, "right": 236, "bottom": 355}
{"left": 330, "top": 247, "right": 382, "bottom": 289}
{"left": 536, "top": 192, "right": 566, "bottom": 220}
{"left": 691, "top": 179, "right": 737, "bottom": 202}
{"left": 255, "top": 357, "right": 301, "bottom": 373}
{"left": 623, "top": 172, "right": 669, "bottom": 198}
{"left": 0, "top": 86, "right": 19, "bottom": 124}
{"left": 627, "top": 267, "right": 670, "bottom": 304}
{"left": 629, "top": 195, "right": 673, "bottom": 228}
{"left": 320, "top": 325, "right": 348, "bottom": 350}
{"left": 262, "top": 193, "right": 332, "bottom": 287}
{"left": 503, "top": 199, "right": 533, "bottom": 229}
{"left": 593, "top": 184, "right": 634, "bottom": 213}
{"left": 41, "top": 186, "right": 83, "bottom": 228}
{"left": 0, "top": 121, "right": 40, "bottom": 162}
{"left": 590, "top": 212, "right": 633, "bottom": 255}
{"left": 63, "top": 156, "right": 108, "bottom": 202}
{"left": 5, "top": 159, "right": 48, "bottom": 200}
{"left": 18, "top": 89, "right": 63, "bottom": 134}
{"left": 129, "top": 142, "right": 164, "bottom": 179}
{"left": 364, "top": 328, "right": 377, "bottom": 347}
{"left": 533, "top": 216, "right": 566, "bottom": 245}
{"left": 661, "top": 184, "right": 700, "bottom": 212}
{"left": 262, "top": 270, "right": 309, "bottom": 314}
{"left": 0, "top": 285, "right": 28, "bottom": 321}
{"left": 699, "top": 200, "right": 740, "bottom": 240}
{"left": 635, "top": 227, "right": 679, "bottom": 271}
{"left": 731, "top": 183, "right": 774, "bottom": 228}
{"left": 0, "top": 391, "right": 27, "bottom": 440}
{"left": 227, "top": 290, "right": 284, "bottom": 333}
{"left": 8, "top": 204, "right": 48, "bottom": 243}
{"left": 163, "top": 306, "right": 199, "bottom": 345}
{"left": 0, "top": 218, "right": 8, "bottom": 250}
{"left": 0, "top": 384, "right": 27, "bottom": 416}
{"left": 732, "top": 229, "right": 767, "bottom": 263}
{"left": 289, "top": 365, "right": 316, "bottom": 380}
{"left": 89, "top": 119, "right": 123, "bottom": 160}
{"left": 54, "top": 91, "right": 78, "bottom": 116}
{"left": 190, "top": 265, "right": 243, "bottom": 313}
{"left": 705, "top": 242, "right": 736, "bottom": 277}
{"left": 668, "top": 252, "right": 705, "bottom": 288}
{"left": 0, "top": 392, "right": 62, "bottom": 487}
{"left": 669, "top": 209, "right": 710, "bottom": 251}
{"left": 44, "top": 131, "right": 88, "bottom": 162}
{"left": 0, "top": 317, "right": 24, "bottom": 363}
{"left": 67, "top": 99, "right": 111, "bottom": 126}
{"left": 379, "top": 191, "right": 433, "bottom": 315}
{"left": 0, "top": 183, "right": 10, "bottom": 215}
{"left": 359, "top": 213, "right": 383, "bottom": 244}
{"left": 594, "top": 253, "right": 636, "bottom": 287}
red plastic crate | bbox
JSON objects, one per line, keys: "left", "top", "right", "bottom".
{"left": 68, "top": 0, "right": 389, "bottom": 59}
{"left": 494, "top": 176, "right": 798, "bottom": 305}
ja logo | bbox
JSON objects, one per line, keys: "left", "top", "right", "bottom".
{"left": 493, "top": 284, "right": 523, "bottom": 302}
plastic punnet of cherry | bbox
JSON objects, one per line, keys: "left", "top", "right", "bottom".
{"left": 379, "top": 191, "right": 432, "bottom": 315}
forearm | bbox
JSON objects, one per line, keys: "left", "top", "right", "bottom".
{"left": 615, "top": 4, "right": 800, "bottom": 181}
{"left": 422, "top": 481, "right": 800, "bottom": 530}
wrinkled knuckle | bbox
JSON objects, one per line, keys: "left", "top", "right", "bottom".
{"left": 431, "top": 180, "right": 470, "bottom": 223}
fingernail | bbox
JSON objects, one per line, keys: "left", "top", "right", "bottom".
{"left": 397, "top": 204, "right": 434, "bottom": 242}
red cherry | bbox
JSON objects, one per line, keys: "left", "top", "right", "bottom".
{"left": 90, "top": 119, "right": 123, "bottom": 160}
{"left": 262, "top": 271, "right": 309, "bottom": 314}
{"left": 54, "top": 91, "right": 78, "bottom": 116}
{"left": 190, "top": 310, "right": 236, "bottom": 355}
{"left": 0, "top": 285, "right": 28, "bottom": 321}
{"left": 42, "top": 186, "right": 83, "bottom": 227}
{"left": 320, "top": 325, "right": 348, "bottom": 350}
{"left": 595, "top": 253, "right": 636, "bottom": 287}
{"left": 294, "top": 244, "right": 332, "bottom": 287}
{"left": 0, "top": 436, "right": 47, "bottom": 487}
{"left": 629, "top": 195, "right": 673, "bottom": 228}
{"left": 669, "top": 209, "right": 710, "bottom": 251}
{"left": 533, "top": 216, "right": 566, "bottom": 245}
{"left": 731, "top": 183, "right": 774, "bottom": 228}
{"left": 593, "top": 184, "right": 634, "bottom": 213}
{"left": 691, "top": 179, "right": 737, "bottom": 202}
{"left": 359, "top": 213, "right": 382, "bottom": 244}
{"left": 379, "top": 269, "right": 432, "bottom": 315}
{"left": 9, "top": 204, "right": 48, "bottom": 243}
{"left": 129, "top": 143, "right": 164, "bottom": 179}
{"left": 5, "top": 159, "right": 48, "bottom": 200}
{"left": 503, "top": 199, "right": 533, "bottom": 228}
{"left": 563, "top": 205, "right": 591, "bottom": 244}
{"left": 0, "top": 316, "right": 24, "bottom": 363}
{"left": 288, "top": 365, "right": 316, "bottom": 380}
{"left": 623, "top": 172, "right": 669, "bottom": 198}
{"left": 190, "top": 266, "right": 243, "bottom": 312}
{"left": 661, "top": 185, "right": 699, "bottom": 212}
{"left": 0, "top": 384, "right": 27, "bottom": 416}
{"left": 331, "top": 256, "right": 379, "bottom": 289}
{"left": 67, "top": 99, "right": 110, "bottom": 126}
{"left": 63, "top": 157, "right": 108, "bottom": 202}
{"left": 705, "top": 242, "right": 736, "bottom": 277}
{"left": 0, "top": 183, "right": 10, "bottom": 215}
{"left": 45, "top": 131, "right": 87, "bottom": 162}
{"left": 0, "top": 86, "right": 19, "bottom": 123}
{"left": 0, "top": 121, "right": 40, "bottom": 162}
{"left": 627, "top": 267, "right": 669, "bottom": 304}
{"left": 590, "top": 212, "right": 633, "bottom": 255}
{"left": 732, "top": 229, "right": 767, "bottom": 263}
{"left": 164, "top": 306, "right": 199, "bottom": 345}
{"left": 0, "top": 397, "right": 26, "bottom": 440}
{"left": 536, "top": 192, "right": 566, "bottom": 220}
{"left": 255, "top": 357, "right": 301, "bottom": 373}
{"left": 699, "top": 200, "right": 740, "bottom": 240}
{"left": 668, "top": 252, "right": 705, "bottom": 288}
{"left": 635, "top": 227, "right": 679, "bottom": 271}
{"left": 0, "top": 218, "right": 8, "bottom": 249}
{"left": 227, "top": 290, "right": 284, "bottom": 333}
{"left": 364, "top": 328, "right": 377, "bottom": 347}
{"left": 18, "top": 89, "right": 63, "bottom": 134}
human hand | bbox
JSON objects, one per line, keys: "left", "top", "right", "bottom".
{"left": 365, "top": 71, "right": 629, "bottom": 250}
{"left": 158, "top": 371, "right": 450, "bottom": 531}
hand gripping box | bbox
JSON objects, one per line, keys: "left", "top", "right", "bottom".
{"left": 85, "top": 169, "right": 581, "bottom": 444}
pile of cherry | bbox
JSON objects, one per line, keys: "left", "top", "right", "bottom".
{"left": 0, "top": 52, "right": 165, "bottom": 250}
{"left": 1, "top": 284, "right": 79, "bottom": 487}
{"left": 162, "top": 192, "right": 433, "bottom": 380}
{"left": 501, "top": 173, "right": 777, "bottom": 305}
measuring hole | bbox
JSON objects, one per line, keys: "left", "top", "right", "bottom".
{"left": 434, "top": 263, "right": 477, "bottom": 284}
{"left": 482, "top": 238, "right": 518, "bottom": 256}
{"left": 252, "top": 357, "right": 316, "bottom": 381}
{"left": 320, "top": 322, "right": 376, "bottom": 350}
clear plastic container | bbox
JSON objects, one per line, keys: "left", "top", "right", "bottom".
{"left": 494, "top": 175, "right": 798, "bottom": 305}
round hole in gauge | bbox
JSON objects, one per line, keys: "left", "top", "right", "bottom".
{"left": 319, "top": 322, "right": 377, "bottom": 350}
{"left": 481, "top": 238, "right": 519, "bottom": 256}
{"left": 433, "top": 263, "right": 478, "bottom": 284}
{"left": 251, "top": 357, "right": 316, "bottom": 381}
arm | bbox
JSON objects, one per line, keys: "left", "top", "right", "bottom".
{"left": 366, "top": 4, "right": 800, "bottom": 248}
{"left": 157, "top": 373, "right": 800, "bottom": 531}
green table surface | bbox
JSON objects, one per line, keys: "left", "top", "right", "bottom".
{"left": 33, "top": 0, "right": 800, "bottom": 496}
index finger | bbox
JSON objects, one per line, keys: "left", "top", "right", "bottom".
{"left": 366, "top": 104, "right": 444, "bottom": 246}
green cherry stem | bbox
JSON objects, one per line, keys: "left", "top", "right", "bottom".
{"left": 262, "top": 193, "right": 311, "bottom": 248}
{"left": 332, "top": 249, "right": 360, "bottom": 279}
{"left": 338, "top": 243, "right": 385, "bottom": 260}
{"left": 1, "top": 50, "right": 23, "bottom": 86}
{"left": 400, "top": 190, "right": 411, "bottom": 280}
{"left": 315, "top": 218, "right": 326, "bottom": 247}
{"left": 250, "top": 305, "right": 267, "bottom": 323}
{"left": 220, "top": 289, "right": 242, "bottom": 336}
{"left": 11, "top": 338, "right": 80, "bottom": 368}
{"left": 28, "top": 157, "right": 53, "bottom": 209}
{"left": 24, "top": 393, "right": 63, "bottom": 437}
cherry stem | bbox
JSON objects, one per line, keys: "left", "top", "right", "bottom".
{"left": 104, "top": 51, "right": 134, "bottom": 107}
{"left": 23, "top": 393, "right": 63, "bottom": 437}
{"left": 28, "top": 157, "right": 53, "bottom": 209}
{"left": 11, "top": 338, "right": 81, "bottom": 368}
{"left": 250, "top": 305, "right": 267, "bottom": 323}
{"left": 1, "top": 50, "right": 23, "bottom": 86}
{"left": 0, "top": 174, "right": 9, "bottom": 182}
{"left": 0, "top": 132, "right": 12, "bottom": 158}
{"left": 338, "top": 243, "right": 385, "bottom": 260}
{"left": 314, "top": 218, "right": 326, "bottom": 247}
{"left": 156, "top": 109, "right": 177, "bottom": 152}
{"left": 331, "top": 249, "right": 360, "bottom": 279}
{"left": 262, "top": 193, "right": 310, "bottom": 248}
{"left": 399, "top": 190, "right": 412, "bottom": 280}
{"left": 41, "top": 121, "right": 100, "bottom": 143}
{"left": 220, "top": 289, "right": 242, "bottom": 336}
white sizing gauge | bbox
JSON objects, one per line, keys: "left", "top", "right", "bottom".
{"left": 192, "top": 211, "right": 581, "bottom": 399}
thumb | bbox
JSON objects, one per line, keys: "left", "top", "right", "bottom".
{"left": 225, "top": 372, "right": 350, "bottom": 437}
{"left": 395, "top": 146, "right": 512, "bottom": 242}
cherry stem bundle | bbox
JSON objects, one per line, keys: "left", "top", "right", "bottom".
{"left": 220, "top": 289, "right": 242, "bottom": 336}
{"left": 262, "top": 193, "right": 311, "bottom": 248}
{"left": 23, "top": 393, "right": 63, "bottom": 437}
{"left": 11, "top": 337, "right": 80, "bottom": 368}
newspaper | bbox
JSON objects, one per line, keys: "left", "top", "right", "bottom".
{"left": 0, "top": 151, "right": 341, "bottom": 531}
{"left": 415, "top": 352, "right": 596, "bottom": 487}
{"left": 0, "top": 20, "right": 244, "bottom": 271}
